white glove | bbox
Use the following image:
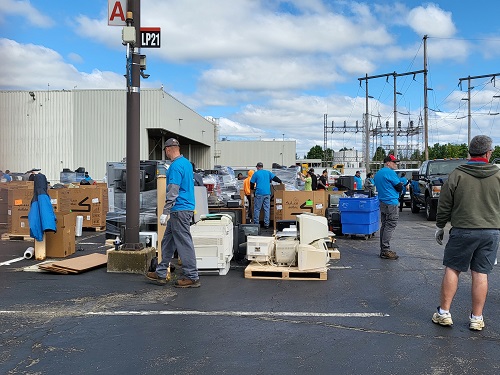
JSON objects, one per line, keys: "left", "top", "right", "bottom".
{"left": 435, "top": 227, "right": 444, "bottom": 245}
{"left": 160, "top": 214, "right": 170, "bottom": 226}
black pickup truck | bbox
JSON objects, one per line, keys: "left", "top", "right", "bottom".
{"left": 409, "top": 159, "right": 468, "bottom": 221}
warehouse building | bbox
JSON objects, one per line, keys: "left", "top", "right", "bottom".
{"left": 0, "top": 89, "right": 216, "bottom": 182}
{"left": 1, "top": 89, "right": 298, "bottom": 183}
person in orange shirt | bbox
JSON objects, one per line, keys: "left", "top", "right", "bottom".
{"left": 243, "top": 170, "right": 255, "bottom": 222}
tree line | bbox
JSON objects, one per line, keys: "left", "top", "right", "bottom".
{"left": 306, "top": 143, "right": 500, "bottom": 162}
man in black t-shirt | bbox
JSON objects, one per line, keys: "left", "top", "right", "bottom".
{"left": 317, "top": 169, "right": 328, "bottom": 190}
{"left": 309, "top": 168, "right": 318, "bottom": 190}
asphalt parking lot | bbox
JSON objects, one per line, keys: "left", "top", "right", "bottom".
{"left": 1, "top": 210, "right": 500, "bottom": 374}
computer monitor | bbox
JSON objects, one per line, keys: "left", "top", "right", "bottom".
{"left": 119, "top": 169, "right": 146, "bottom": 192}
{"left": 297, "top": 213, "right": 329, "bottom": 245}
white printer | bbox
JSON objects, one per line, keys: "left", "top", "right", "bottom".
{"left": 190, "top": 214, "right": 233, "bottom": 275}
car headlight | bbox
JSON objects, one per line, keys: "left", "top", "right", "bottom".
{"left": 431, "top": 185, "right": 441, "bottom": 197}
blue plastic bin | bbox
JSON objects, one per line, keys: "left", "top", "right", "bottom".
{"left": 342, "top": 222, "right": 379, "bottom": 235}
{"left": 339, "top": 197, "right": 379, "bottom": 212}
{"left": 341, "top": 210, "right": 380, "bottom": 225}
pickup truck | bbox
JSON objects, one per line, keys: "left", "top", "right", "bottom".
{"left": 410, "top": 159, "right": 468, "bottom": 221}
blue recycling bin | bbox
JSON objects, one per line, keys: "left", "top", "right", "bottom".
{"left": 339, "top": 197, "right": 380, "bottom": 238}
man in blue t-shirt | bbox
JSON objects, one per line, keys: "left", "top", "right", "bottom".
{"left": 250, "top": 162, "right": 282, "bottom": 229}
{"left": 354, "top": 171, "right": 363, "bottom": 190}
{"left": 374, "top": 155, "right": 403, "bottom": 260}
{"left": 146, "top": 138, "right": 200, "bottom": 288}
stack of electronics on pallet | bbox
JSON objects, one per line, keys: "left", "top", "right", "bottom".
{"left": 190, "top": 213, "right": 234, "bottom": 275}
{"left": 246, "top": 213, "right": 332, "bottom": 271}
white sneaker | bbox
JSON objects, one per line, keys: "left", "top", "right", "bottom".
{"left": 469, "top": 315, "right": 485, "bottom": 331}
{"left": 495, "top": 258, "right": 497, "bottom": 265}
{"left": 432, "top": 308, "right": 453, "bottom": 326}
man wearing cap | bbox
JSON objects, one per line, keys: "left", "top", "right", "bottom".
{"left": 374, "top": 154, "right": 403, "bottom": 260}
{"left": 250, "top": 162, "right": 282, "bottom": 229}
{"left": 432, "top": 135, "right": 500, "bottom": 331}
{"left": 146, "top": 138, "right": 200, "bottom": 288}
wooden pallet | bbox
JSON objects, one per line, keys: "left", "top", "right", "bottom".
{"left": 244, "top": 262, "right": 327, "bottom": 281}
{"left": 1, "top": 233, "right": 34, "bottom": 241}
{"left": 83, "top": 226, "right": 106, "bottom": 232}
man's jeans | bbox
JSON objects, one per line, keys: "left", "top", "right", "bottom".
{"left": 379, "top": 202, "right": 399, "bottom": 252}
{"left": 253, "top": 194, "right": 270, "bottom": 227}
{"left": 156, "top": 211, "right": 199, "bottom": 280}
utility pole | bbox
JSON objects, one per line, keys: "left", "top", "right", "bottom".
{"left": 393, "top": 72, "right": 398, "bottom": 157}
{"left": 423, "top": 35, "right": 429, "bottom": 160}
{"left": 364, "top": 74, "right": 370, "bottom": 172}
{"left": 124, "top": 0, "right": 141, "bottom": 248}
{"left": 359, "top": 69, "right": 425, "bottom": 160}
{"left": 458, "top": 73, "right": 500, "bottom": 145}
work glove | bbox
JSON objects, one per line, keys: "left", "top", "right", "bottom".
{"left": 435, "top": 226, "right": 444, "bottom": 245}
{"left": 160, "top": 214, "right": 170, "bottom": 226}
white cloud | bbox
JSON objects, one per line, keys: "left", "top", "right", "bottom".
{"left": 73, "top": 15, "right": 122, "bottom": 50}
{"left": 0, "top": 0, "right": 54, "bottom": 27}
{"left": 68, "top": 52, "right": 83, "bottom": 64}
{"left": 0, "top": 39, "right": 124, "bottom": 90}
{"left": 407, "top": 4, "right": 456, "bottom": 38}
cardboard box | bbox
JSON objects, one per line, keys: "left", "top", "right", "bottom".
{"left": 7, "top": 187, "right": 33, "bottom": 208}
{"left": 7, "top": 207, "right": 30, "bottom": 235}
{"left": 48, "top": 188, "right": 71, "bottom": 212}
{"left": 68, "top": 184, "right": 108, "bottom": 228}
{"left": 45, "top": 212, "right": 76, "bottom": 258}
{"left": 274, "top": 190, "right": 327, "bottom": 224}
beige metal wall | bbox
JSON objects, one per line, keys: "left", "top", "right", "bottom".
{"left": 1, "top": 89, "right": 215, "bottom": 183}
{"left": 216, "top": 140, "right": 296, "bottom": 169}
{"left": 0, "top": 90, "right": 74, "bottom": 180}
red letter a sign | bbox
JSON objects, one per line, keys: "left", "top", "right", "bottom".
{"left": 108, "top": 0, "right": 127, "bottom": 26}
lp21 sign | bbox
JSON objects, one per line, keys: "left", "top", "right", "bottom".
{"left": 141, "top": 28, "right": 161, "bottom": 48}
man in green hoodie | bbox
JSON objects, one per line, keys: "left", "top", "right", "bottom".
{"left": 432, "top": 135, "right": 500, "bottom": 331}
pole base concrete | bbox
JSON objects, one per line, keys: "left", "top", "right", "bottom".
{"left": 106, "top": 247, "right": 156, "bottom": 274}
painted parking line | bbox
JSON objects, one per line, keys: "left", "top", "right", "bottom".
{"left": 85, "top": 310, "right": 388, "bottom": 318}
{"left": 0, "top": 257, "right": 25, "bottom": 266}
{"left": 0, "top": 310, "right": 388, "bottom": 318}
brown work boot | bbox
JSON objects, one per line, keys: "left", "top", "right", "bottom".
{"left": 380, "top": 250, "right": 399, "bottom": 260}
{"left": 174, "top": 278, "right": 201, "bottom": 288}
{"left": 145, "top": 271, "right": 167, "bottom": 285}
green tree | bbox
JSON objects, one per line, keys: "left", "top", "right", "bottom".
{"left": 372, "top": 146, "right": 386, "bottom": 161}
{"left": 491, "top": 145, "right": 500, "bottom": 161}
{"left": 306, "top": 145, "right": 324, "bottom": 159}
{"left": 323, "top": 148, "right": 333, "bottom": 161}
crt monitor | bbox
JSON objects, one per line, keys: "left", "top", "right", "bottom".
{"left": 119, "top": 169, "right": 146, "bottom": 192}
{"left": 297, "top": 213, "right": 329, "bottom": 245}
{"left": 141, "top": 161, "right": 158, "bottom": 191}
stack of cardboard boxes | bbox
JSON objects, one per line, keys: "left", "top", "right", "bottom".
{"left": 274, "top": 190, "right": 327, "bottom": 227}
{"left": 0, "top": 181, "right": 108, "bottom": 258}
{"left": 68, "top": 183, "right": 108, "bottom": 228}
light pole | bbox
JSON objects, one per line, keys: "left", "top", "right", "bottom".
{"left": 124, "top": 0, "right": 141, "bottom": 247}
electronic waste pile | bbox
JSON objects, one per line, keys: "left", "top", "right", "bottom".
{"left": 244, "top": 213, "right": 339, "bottom": 281}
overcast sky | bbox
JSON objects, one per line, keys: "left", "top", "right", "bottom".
{"left": 1, "top": 0, "right": 500, "bottom": 157}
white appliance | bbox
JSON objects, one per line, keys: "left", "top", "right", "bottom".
{"left": 190, "top": 214, "right": 233, "bottom": 275}
{"left": 275, "top": 238, "right": 297, "bottom": 266}
{"left": 297, "top": 239, "right": 330, "bottom": 271}
{"left": 296, "top": 214, "right": 330, "bottom": 271}
{"left": 139, "top": 231, "right": 158, "bottom": 248}
{"left": 246, "top": 236, "right": 275, "bottom": 262}
{"left": 298, "top": 213, "right": 329, "bottom": 245}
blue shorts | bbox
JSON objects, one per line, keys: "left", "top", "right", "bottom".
{"left": 443, "top": 228, "right": 500, "bottom": 274}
